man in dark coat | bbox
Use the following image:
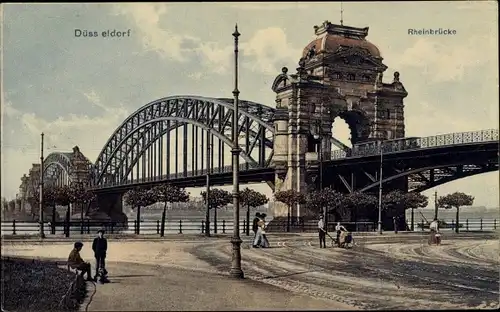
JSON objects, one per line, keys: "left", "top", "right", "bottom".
{"left": 92, "top": 229, "right": 108, "bottom": 280}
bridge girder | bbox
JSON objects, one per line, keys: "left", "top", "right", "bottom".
{"left": 325, "top": 142, "right": 498, "bottom": 194}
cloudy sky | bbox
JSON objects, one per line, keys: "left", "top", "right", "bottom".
{"left": 1, "top": 2, "right": 498, "bottom": 207}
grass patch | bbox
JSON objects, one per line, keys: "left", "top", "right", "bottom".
{"left": 1, "top": 257, "right": 86, "bottom": 311}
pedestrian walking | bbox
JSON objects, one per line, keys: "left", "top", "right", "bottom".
{"left": 428, "top": 218, "right": 439, "bottom": 245}
{"left": 260, "top": 213, "right": 270, "bottom": 248}
{"left": 252, "top": 213, "right": 262, "bottom": 248}
{"left": 318, "top": 215, "right": 326, "bottom": 248}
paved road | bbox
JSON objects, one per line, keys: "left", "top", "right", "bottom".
{"left": 3, "top": 233, "right": 498, "bottom": 310}
{"left": 190, "top": 235, "right": 500, "bottom": 310}
{"left": 83, "top": 261, "right": 352, "bottom": 311}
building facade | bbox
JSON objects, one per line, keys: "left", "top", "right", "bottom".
{"left": 271, "top": 21, "right": 408, "bottom": 218}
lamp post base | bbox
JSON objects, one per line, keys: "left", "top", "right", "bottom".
{"left": 229, "top": 236, "right": 244, "bottom": 279}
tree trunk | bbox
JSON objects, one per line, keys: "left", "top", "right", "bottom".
{"left": 410, "top": 208, "right": 414, "bottom": 231}
{"left": 287, "top": 205, "right": 291, "bottom": 233}
{"left": 65, "top": 204, "right": 70, "bottom": 238}
{"left": 246, "top": 205, "right": 250, "bottom": 236}
{"left": 455, "top": 206, "right": 460, "bottom": 234}
{"left": 160, "top": 202, "right": 167, "bottom": 237}
{"left": 214, "top": 207, "right": 218, "bottom": 234}
{"left": 51, "top": 205, "right": 56, "bottom": 234}
{"left": 136, "top": 206, "right": 141, "bottom": 235}
{"left": 80, "top": 203, "right": 84, "bottom": 234}
{"left": 205, "top": 205, "right": 210, "bottom": 237}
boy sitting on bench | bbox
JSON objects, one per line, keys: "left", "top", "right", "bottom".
{"left": 68, "top": 241, "right": 95, "bottom": 281}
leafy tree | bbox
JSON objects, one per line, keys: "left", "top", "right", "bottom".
{"left": 335, "top": 192, "right": 377, "bottom": 223}
{"left": 405, "top": 192, "right": 428, "bottom": 231}
{"left": 154, "top": 184, "right": 190, "bottom": 237}
{"left": 240, "top": 188, "right": 269, "bottom": 236}
{"left": 381, "top": 190, "right": 407, "bottom": 233}
{"left": 8, "top": 200, "right": 16, "bottom": 212}
{"left": 274, "top": 189, "right": 306, "bottom": 232}
{"left": 53, "top": 185, "right": 74, "bottom": 237}
{"left": 200, "top": 188, "right": 232, "bottom": 235}
{"left": 69, "top": 183, "right": 97, "bottom": 234}
{"left": 307, "top": 187, "right": 336, "bottom": 215}
{"left": 43, "top": 187, "right": 59, "bottom": 232}
{"left": 382, "top": 190, "right": 429, "bottom": 232}
{"left": 437, "top": 192, "right": 474, "bottom": 233}
{"left": 124, "top": 188, "right": 158, "bottom": 234}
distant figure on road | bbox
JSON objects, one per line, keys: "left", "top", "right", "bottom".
{"left": 68, "top": 241, "right": 94, "bottom": 281}
{"left": 260, "top": 213, "right": 270, "bottom": 248}
{"left": 429, "top": 218, "right": 439, "bottom": 245}
{"left": 318, "top": 215, "right": 326, "bottom": 248}
{"left": 252, "top": 213, "right": 262, "bottom": 248}
{"left": 335, "top": 222, "right": 347, "bottom": 247}
{"left": 92, "top": 229, "right": 108, "bottom": 280}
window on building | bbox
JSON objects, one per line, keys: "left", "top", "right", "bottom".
{"left": 362, "top": 75, "right": 371, "bottom": 82}
{"left": 333, "top": 72, "right": 342, "bottom": 79}
{"left": 347, "top": 73, "right": 355, "bottom": 81}
{"left": 386, "top": 109, "right": 391, "bottom": 118}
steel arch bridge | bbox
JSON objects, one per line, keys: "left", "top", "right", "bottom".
{"left": 91, "top": 96, "right": 277, "bottom": 188}
{"left": 43, "top": 152, "right": 73, "bottom": 187}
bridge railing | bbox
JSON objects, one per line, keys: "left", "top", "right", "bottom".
{"left": 1, "top": 219, "right": 255, "bottom": 236}
{"left": 2, "top": 218, "right": 497, "bottom": 236}
{"left": 95, "top": 162, "right": 264, "bottom": 188}
{"left": 412, "top": 218, "right": 498, "bottom": 232}
{"left": 331, "top": 129, "right": 499, "bottom": 159}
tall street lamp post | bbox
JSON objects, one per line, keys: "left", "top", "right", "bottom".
{"left": 78, "top": 181, "right": 85, "bottom": 235}
{"left": 377, "top": 142, "right": 384, "bottom": 235}
{"left": 433, "top": 191, "right": 438, "bottom": 220}
{"left": 205, "top": 129, "right": 212, "bottom": 237}
{"left": 39, "top": 133, "right": 46, "bottom": 239}
{"left": 230, "top": 24, "right": 244, "bottom": 279}
{"left": 313, "top": 121, "right": 326, "bottom": 232}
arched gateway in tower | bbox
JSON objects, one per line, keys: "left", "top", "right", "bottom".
{"left": 271, "top": 20, "right": 408, "bottom": 218}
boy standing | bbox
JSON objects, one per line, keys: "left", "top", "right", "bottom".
{"left": 92, "top": 229, "right": 108, "bottom": 280}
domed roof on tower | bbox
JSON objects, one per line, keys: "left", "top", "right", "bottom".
{"left": 302, "top": 20, "right": 381, "bottom": 59}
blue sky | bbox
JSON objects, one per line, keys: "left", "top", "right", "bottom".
{"left": 1, "top": 2, "right": 498, "bottom": 207}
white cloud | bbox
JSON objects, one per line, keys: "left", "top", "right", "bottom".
{"left": 388, "top": 36, "right": 496, "bottom": 83}
{"left": 1, "top": 93, "right": 130, "bottom": 199}
{"left": 225, "top": 3, "right": 311, "bottom": 11}
{"left": 241, "top": 27, "right": 302, "bottom": 75}
{"left": 112, "top": 3, "right": 195, "bottom": 62}
{"left": 113, "top": 4, "right": 301, "bottom": 77}
{"left": 187, "top": 72, "right": 204, "bottom": 80}
{"left": 195, "top": 43, "right": 234, "bottom": 74}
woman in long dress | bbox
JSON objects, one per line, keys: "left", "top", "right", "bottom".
{"left": 259, "top": 214, "right": 270, "bottom": 248}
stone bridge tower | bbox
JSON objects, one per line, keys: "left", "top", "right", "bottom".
{"left": 271, "top": 21, "right": 408, "bottom": 218}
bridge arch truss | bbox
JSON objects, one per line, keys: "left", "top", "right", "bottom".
{"left": 43, "top": 152, "right": 72, "bottom": 187}
{"left": 92, "top": 96, "right": 276, "bottom": 187}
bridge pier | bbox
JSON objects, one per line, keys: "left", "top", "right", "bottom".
{"left": 92, "top": 193, "right": 128, "bottom": 225}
